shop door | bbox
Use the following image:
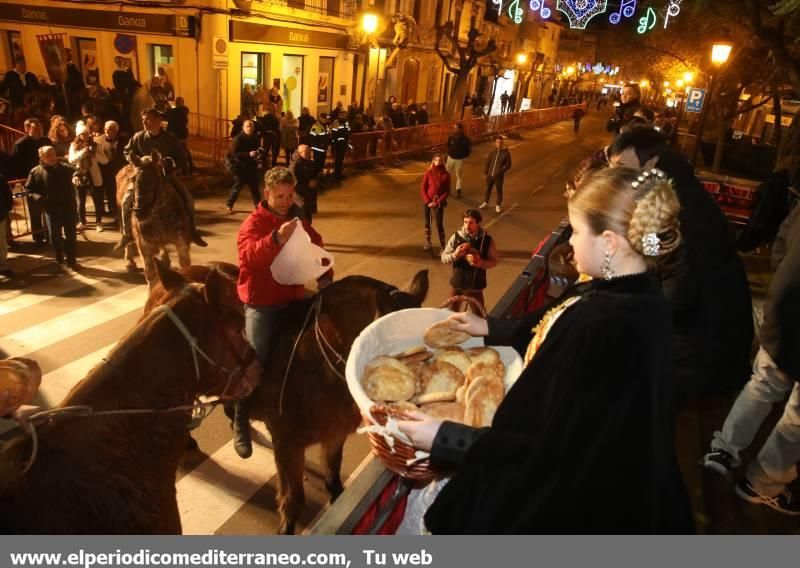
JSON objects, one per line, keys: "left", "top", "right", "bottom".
{"left": 400, "top": 58, "right": 420, "bottom": 105}
{"left": 282, "top": 54, "right": 304, "bottom": 115}
{"left": 241, "top": 52, "right": 266, "bottom": 116}
{"left": 317, "top": 56, "right": 335, "bottom": 116}
{"left": 149, "top": 44, "right": 176, "bottom": 101}
{"left": 74, "top": 37, "right": 99, "bottom": 88}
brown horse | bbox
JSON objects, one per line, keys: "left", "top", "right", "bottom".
{"left": 0, "top": 262, "right": 260, "bottom": 534}
{"left": 116, "top": 151, "right": 193, "bottom": 284}
{"left": 150, "top": 263, "right": 429, "bottom": 534}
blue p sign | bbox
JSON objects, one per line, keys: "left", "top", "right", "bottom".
{"left": 685, "top": 88, "right": 706, "bottom": 113}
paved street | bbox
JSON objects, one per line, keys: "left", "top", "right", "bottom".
{"left": 0, "top": 112, "right": 608, "bottom": 534}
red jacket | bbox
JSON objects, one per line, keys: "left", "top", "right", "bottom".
{"left": 420, "top": 166, "right": 450, "bottom": 205}
{"left": 237, "top": 203, "right": 329, "bottom": 306}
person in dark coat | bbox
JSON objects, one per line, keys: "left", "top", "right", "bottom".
{"left": 96, "top": 120, "right": 127, "bottom": 220}
{"left": 606, "top": 83, "right": 642, "bottom": 135}
{"left": 64, "top": 49, "right": 85, "bottom": 120}
{"left": 481, "top": 136, "right": 512, "bottom": 213}
{"left": 417, "top": 103, "right": 430, "bottom": 125}
{"left": 1, "top": 57, "right": 39, "bottom": 108}
{"left": 226, "top": 119, "right": 262, "bottom": 214}
{"left": 702, "top": 204, "right": 800, "bottom": 516}
{"left": 289, "top": 145, "right": 318, "bottom": 222}
{"left": 12, "top": 118, "right": 52, "bottom": 245}
{"left": 610, "top": 126, "right": 753, "bottom": 400}
{"left": 298, "top": 107, "right": 316, "bottom": 146}
{"left": 0, "top": 173, "right": 13, "bottom": 278}
{"left": 399, "top": 167, "right": 694, "bottom": 534}
{"left": 420, "top": 153, "right": 450, "bottom": 251}
{"left": 258, "top": 104, "right": 282, "bottom": 168}
{"left": 24, "top": 146, "right": 79, "bottom": 268}
{"left": 165, "top": 97, "right": 192, "bottom": 175}
{"left": 446, "top": 124, "right": 472, "bottom": 197}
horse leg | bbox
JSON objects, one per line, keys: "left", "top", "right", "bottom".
{"left": 124, "top": 242, "right": 137, "bottom": 271}
{"left": 321, "top": 432, "right": 348, "bottom": 502}
{"left": 138, "top": 242, "right": 159, "bottom": 284}
{"left": 160, "top": 247, "right": 171, "bottom": 268}
{"left": 273, "top": 440, "right": 306, "bottom": 535}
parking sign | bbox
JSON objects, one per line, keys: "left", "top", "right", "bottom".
{"left": 686, "top": 88, "right": 706, "bottom": 113}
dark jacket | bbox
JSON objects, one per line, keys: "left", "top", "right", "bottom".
{"left": 24, "top": 162, "right": 77, "bottom": 215}
{"left": 447, "top": 133, "right": 472, "bottom": 160}
{"left": 424, "top": 273, "right": 694, "bottom": 534}
{"left": 298, "top": 113, "right": 316, "bottom": 133}
{"left": 484, "top": 148, "right": 512, "bottom": 178}
{"left": 165, "top": 106, "right": 190, "bottom": 140}
{"left": 0, "top": 175, "right": 12, "bottom": 218}
{"left": 11, "top": 136, "right": 53, "bottom": 179}
{"left": 760, "top": 205, "right": 800, "bottom": 378}
{"left": 444, "top": 228, "right": 492, "bottom": 291}
{"left": 420, "top": 165, "right": 450, "bottom": 205}
{"left": 654, "top": 150, "right": 753, "bottom": 398}
{"left": 1, "top": 70, "right": 39, "bottom": 107}
{"left": 124, "top": 129, "right": 186, "bottom": 171}
{"left": 417, "top": 109, "right": 429, "bottom": 125}
{"left": 606, "top": 98, "right": 642, "bottom": 133}
{"left": 230, "top": 132, "right": 261, "bottom": 175}
{"left": 289, "top": 153, "right": 317, "bottom": 215}
{"left": 97, "top": 133, "right": 128, "bottom": 182}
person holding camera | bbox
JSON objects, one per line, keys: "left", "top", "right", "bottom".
{"left": 226, "top": 118, "right": 262, "bottom": 214}
{"left": 68, "top": 122, "right": 108, "bottom": 232}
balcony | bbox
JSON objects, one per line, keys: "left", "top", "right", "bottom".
{"left": 252, "top": 0, "right": 356, "bottom": 19}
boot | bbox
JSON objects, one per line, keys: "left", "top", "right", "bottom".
{"left": 232, "top": 399, "right": 253, "bottom": 459}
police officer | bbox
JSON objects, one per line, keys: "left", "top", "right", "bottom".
{"left": 309, "top": 113, "right": 331, "bottom": 177}
{"left": 330, "top": 110, "right": 350, "bottom": 180}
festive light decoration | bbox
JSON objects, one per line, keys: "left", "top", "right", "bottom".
{"left": 530, "top": 0, "right": 552, "bottom": 19}
{"left": 664, "top": 0, "right": 681, "bottom": 28}
{"left": 508, "top": 0, "right": 524, "bottom": 23}
{"left": 556, "top": 0, "right": 608, "bottom": 30}
{"left": 637, "top": 6, "right": 657, "bottom": 33}
{"left": 593, "top": 62, "right": 605, "bottom": 74}
{"left": 609, "top": 0, "right": 637, "bottom": 24}
{"left": 492, "top": 0, "right": 504, "bottom": 17}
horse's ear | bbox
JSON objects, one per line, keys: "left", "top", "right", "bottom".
{"left": 130, "top": 153, "right": 142, "bottom": 168}
{"left": 151, "top": 149, "right": 162, "bottom": 163}
{"left": 154, "top": 257, "right": 186, "bottom": 292}
{"left": 407, "top": 269, "right": 429, "bottom": 305}
{"left": 204, "top": 268, "right": 241, "bottom": 314}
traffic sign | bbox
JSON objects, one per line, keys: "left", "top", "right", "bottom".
{"left": 685, "top": 88, "right": 706, "bottom": 113}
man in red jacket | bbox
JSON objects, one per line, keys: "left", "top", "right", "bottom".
{"left": 233, "top": 166, "right": 332, "bottom": 458}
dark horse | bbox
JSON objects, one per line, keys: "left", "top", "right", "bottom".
{"left": 0, "top": 261, "right": 260, "bottom": 534}
{"left": 147, "top": 263, "right": 429, "bottom": 534}
{"left": 116, "top": 151, "right": 193, "bottom": 285}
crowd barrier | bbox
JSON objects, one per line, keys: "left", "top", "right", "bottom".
{"left": 6, "top": 178, "right": 38, "bottom": 243}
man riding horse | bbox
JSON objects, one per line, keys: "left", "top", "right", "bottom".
{"left": 232, "top": 166, "right": 333, "bottom": 458}
{"left": 115, "top": 107, "right": 207, "bottom": 252}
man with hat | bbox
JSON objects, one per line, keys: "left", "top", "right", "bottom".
{"left": 309, "top": 113, "right": 331, "bottom": 177}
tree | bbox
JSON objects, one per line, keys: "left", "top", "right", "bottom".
{"left": 434, "top": 1, "right": 496, "bottom": 120}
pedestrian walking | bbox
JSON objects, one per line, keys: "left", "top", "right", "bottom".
{"left": 440, "top": 208, "right": 498, "bottom": 313}
{"left": 309, "top": 113, "right": 331, "bottom": 177}
{"left": 420, "top": 153, "right": 450, "bottom": 252}
{"left": 573, "top": 106, "right": 585, "bottom": 134}
{"left": 702, "top": 205, "right": 800, "bottom": 515}
{"left": 25, "top": 147, "right": 80, "bottom": 269}
{"left": 481, "top": 136, "right": 512, "bottom": 213}
{"left": 446, "top": 124, "right": 471, "bottom": 198}
{"left": 226, "top": 119, "right": 262, "bottom": 214}
{"left": 500, "top": 92, "right": 509, "bottom": 114}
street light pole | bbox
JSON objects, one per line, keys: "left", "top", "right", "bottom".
{"left": 690, "top": 40, "right": 732, "bottom": 168}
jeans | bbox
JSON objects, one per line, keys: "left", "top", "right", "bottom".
{"left": 712, "top": 347, "right": 800, "bottom": 496}
{"left": 78, "top": 184, "right": 104, "bottom": 225}
{"left": 244, "top": 303, "right": 287, "bottom": 367}
{"left": 446, "top": 157, "right": 465, "bottom": 191}
{"left": 484, "top": 176, "right": 504, "bottom": 206}
{"left": 45, "top": 210, "right": 78, "bottom": 263}
{"left": 27, "top": 195, "right": 47, "bottom": 243}
{"left": 227, "top": 172, "right": 261, "bottom": 209}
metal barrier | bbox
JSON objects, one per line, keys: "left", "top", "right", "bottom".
{"left": 697, "top": 171, "right": 760, "bottom": 228}
{"left": 308, "top": 221, "right": 573, "bottom": 535}
{"left": 6, "top": 179, "right": 42, "bottom": 243}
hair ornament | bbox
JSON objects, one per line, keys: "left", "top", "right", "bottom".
{"left": 641, "top": 232, "right": 661, "bottom": 257}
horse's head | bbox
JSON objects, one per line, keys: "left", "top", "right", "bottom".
{"left": 129, "top": 150, "right": 168, "bottom": 213}
{"left": 145, "top": 259, "right": 260, "bottom": 401}
{"left": 382, "top": 269, "right": 429, "bottom": 312}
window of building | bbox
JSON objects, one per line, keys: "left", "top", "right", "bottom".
{"left": 241, "top": 52, "right": 266, "bottom": 115}
{"left": 149, "top": 44, "right": 176, "bottom": 100}
{"left": 5, "top": 31, "right": 24, "bottom": 68}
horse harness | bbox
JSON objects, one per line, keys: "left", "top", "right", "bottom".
{"left": 15, "top": 285, "right": 256, "bottom": 474}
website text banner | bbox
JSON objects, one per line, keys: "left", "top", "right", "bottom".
{"left": 0, "top": 536, "right": 788, "bottom": 568}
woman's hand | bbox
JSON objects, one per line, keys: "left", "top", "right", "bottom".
{"left": 396, "top": 411, "right": 443, "bottom": 452}
{"left": 447, "top": 311, "right": 489, "bottom": 337}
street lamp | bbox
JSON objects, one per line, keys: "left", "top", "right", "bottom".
{"left": 516, "top": 53, "right": 528, "bottom": 65}
{"left": 676, "top": 79, "right": 684, "bottom": 88}
{"left": 663, "top": 80, "right": 670, "bottom": 87}
{"left": 683, "top": 71, "right": 694, "bottom": 84}
{"left": 692, "top": 38, "right": 735, "bottom": 168}
{"left": 362, "top": 13, "right": 379, "bottom": 35}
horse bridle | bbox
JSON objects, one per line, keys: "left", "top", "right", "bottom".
{"left": 131, "top": 160, "right": 169, "bottom": 214}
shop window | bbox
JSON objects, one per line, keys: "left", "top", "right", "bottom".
{"left": 241, "top": 52, "right": 266, "bottom": 116}
{"left": 5, "top": 31, "right": 24, "bottom": 67}
{"left": 282, "top": 54, "right": 304, "bottom": 115}
{"left": 149, "top": 44, "right": 175, "bottom": 100}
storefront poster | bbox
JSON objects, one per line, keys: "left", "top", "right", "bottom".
{"left": 82, "top": 50, "right": 100, "bottom": 87}
{"left": 318, "top": 72, "right": 329, "bottom": 104}
{"left": 36, "top": 33, "right": 67, "bottom": 84}
{"left": 8, "top": 31, "right": 24, "bottom": 62}
{"left": 113, "top": 34, "right": 139, "bottom": 82}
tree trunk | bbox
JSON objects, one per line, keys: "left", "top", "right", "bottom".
{"left": 445, "top": 71, "right": 470, "bottom": 120}
{"left": 712, "top": 116, "right": 727, "bottom": 173}
{"left": 775, "top": 113, "right": 800, "bottom": 185}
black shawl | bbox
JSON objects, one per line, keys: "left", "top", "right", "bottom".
{"left": 424, "top": 273, "right": 695, "bottom": 534}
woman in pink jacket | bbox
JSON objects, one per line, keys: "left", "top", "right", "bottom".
{"left": 420, "top": 153, "right": 450, "bottom": 251}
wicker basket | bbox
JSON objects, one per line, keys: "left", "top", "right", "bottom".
{"left": 439, "top": 295, "right": 488, "bottom": 317}
{"left": 346, "top": 308, "right": 523, "bottom": 481}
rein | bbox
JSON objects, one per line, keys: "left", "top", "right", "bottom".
{"left": 17, "top": 291, "right": 254, "bottom": 475}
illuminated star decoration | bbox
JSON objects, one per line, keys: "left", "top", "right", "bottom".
{"left": 556, "top": 0, "right": 608, "bottom": 30}
{"left": 530, "top": 0, "right": 552, "bottom": 19}
{"left": 637, "top": 6, "right": 657, "bottom": 33}
{"left": 609, "top": 0, "right": 637, "bottom": 24}
{"left": 664, "top": 0, "right": 682, "bottom": 28}
{"left": 508, "top": 0, "right": 524, "bottom": 23}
